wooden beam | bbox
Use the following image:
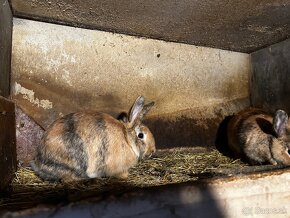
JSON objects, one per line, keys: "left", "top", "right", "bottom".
{"left": 0, "top": 96, "right": 16, "bottom": 192}
{"left": 0, "top": 0, "right": 13, "bottom": 97}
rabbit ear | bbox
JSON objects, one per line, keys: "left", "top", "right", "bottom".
{"left": 139, "top": 101, "right": 155, "bottom": 120}
{"left": 128, "top": 96, "right": 145, "bottom": 127}
{"left": 273, "top": 110, "right": 289, "bottom": 137}
{"left": 117, "top": 112, "right": 128, "bottom": 123}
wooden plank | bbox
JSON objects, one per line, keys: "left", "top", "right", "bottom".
{"left": 0, "top": 0, "right": 13, "bottom": 97}
{"left": 0, "top": 96, "right": 17, "bottom": 192}
{"left": 251, "top": 39, "right": 290, "bottom": 113}
{"left": 10, "top": 0, "right": 290, "bottom": 53}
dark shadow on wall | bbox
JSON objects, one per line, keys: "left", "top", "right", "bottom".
{"left": 144, "top": 115, "right": 222, "bottom": 149}
{"left": 144, "top": 98, "right": 249, "bottom": 149}
{"left": 215, "top": 115, "right": 234, "bottom": 157}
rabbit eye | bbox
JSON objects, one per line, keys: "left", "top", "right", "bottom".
{"left": 138, "top": 133, "right": 144, "bottom": 139}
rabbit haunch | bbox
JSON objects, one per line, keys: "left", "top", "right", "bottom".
{"left": 31, "top": 96, "right": 156, "bottom": 182}
{"left": 227, "top": 107, "right": 290, "bottom": 166}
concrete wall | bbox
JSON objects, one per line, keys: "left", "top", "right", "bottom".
{"left": 251, "top": 39, "right": 290, "bottom": 114}
{"left": 11, "top": 18, "right": 250, "bottom": 148}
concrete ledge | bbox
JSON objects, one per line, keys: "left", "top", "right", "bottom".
{"left": 4, "top": 168, "right": 290, "bottom": 218}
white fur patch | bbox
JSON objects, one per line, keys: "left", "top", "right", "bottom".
{"left": 86, "top": 170, "right": 98, "bottom": 178}
{"left": 131, "top": 143, "right": 140, "bottom": 158}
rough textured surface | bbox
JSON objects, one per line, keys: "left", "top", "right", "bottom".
{"left": 251, "top": 39, "right": 290, "bottom": 114}
{"left": 0, "top": 0, "right": 12, "bottom": 97}
{"left": 0, "top": 96, "right": 17, "bottom": 192}
{"left": 0, "top": 148, "right": 247, "bottom": 212}
{"left": 10, "top": 0, "right": 290, "bottom": 53}
{"left": 11, "top": 18, "right": 250, "bottom": 147}
{"left": 15, "top": 106, "right": 44, "bottom": 167}
{"left": 3, "top": 168, "right": 290, "bottom": 217}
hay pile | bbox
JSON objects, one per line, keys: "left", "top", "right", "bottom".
{"left": 0, "top": 148, "right": 247, "bottom": 211}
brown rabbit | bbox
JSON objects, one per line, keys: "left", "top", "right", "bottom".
{"left": 227, "top": 107, "right": 290, "bottom": 166}
{"left": 31, "top": 96, "right": 156, "bottom": 182}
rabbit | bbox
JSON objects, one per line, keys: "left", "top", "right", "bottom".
{"left": 227, "top": 107, "right": 290, "bottom": 166}
{"left": 30, "top": 96, "right": 156, "bottom": 182}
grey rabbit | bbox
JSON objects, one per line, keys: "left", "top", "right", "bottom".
{"left": 227, "top": 107, "right": 290, "bottom": 165}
